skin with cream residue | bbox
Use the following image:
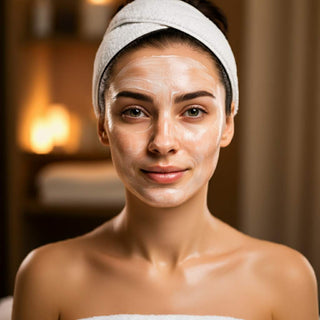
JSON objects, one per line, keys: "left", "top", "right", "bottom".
{"left": 102, "top": 48, "right": 233, "bottom": 208}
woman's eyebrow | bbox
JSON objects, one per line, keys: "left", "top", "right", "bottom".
{"left": 174, "top": 91, "right": 215, "bottom": 103}
{"left": 114, "top": 91, "right": 153, "bottom": 102}
{"left": 114, "top": 90, "right": 215, "bottom": 103}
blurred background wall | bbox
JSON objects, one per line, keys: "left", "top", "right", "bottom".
{"left": 1, "top": 0, "right": 319, "bottom": 307}
{"left": 0, "top": 0, "right": 7, "bottom": 299}
{"left": 240, "top": 0, "right": 320, "bottom": 294}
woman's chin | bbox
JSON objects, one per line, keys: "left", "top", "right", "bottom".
{"left": 130, "top": 187, "right": 191, "bottom": 208}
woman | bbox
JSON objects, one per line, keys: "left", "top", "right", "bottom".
{"left": 12, "top": 0, "right": 318, "bottom": 319}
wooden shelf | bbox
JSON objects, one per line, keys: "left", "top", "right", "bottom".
{"left": 6, "top": 0, "right": 116, "bottom": 290}
{"left": 23, "top": 199, "right": 122, "bottom": 219}
{"left": 19, "top": 150, "right": 113, "bottom": 200}
{"left": 20, "top": 150, "right": 110, "bottom": 161}
{"left": 20, "top": 151, "right": 122, "bottom": 221}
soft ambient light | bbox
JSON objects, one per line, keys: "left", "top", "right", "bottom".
{"left": 30, "top": 117, "right": 54, "bottom": 154}
{"left": 88, "top": 0, "right": 113, "bottom": 5}
{"left": 30, "top": 104, "right": 71, "bottom": 154}
{"left": 47, "top": 105, "right": 70, "bottom": 146}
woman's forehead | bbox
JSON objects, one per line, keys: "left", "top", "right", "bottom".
{"left": 112, "top": 44, "right": 218, "bottom": 75}
{"left": 111, "top": 45, "right": 220, "bottom": 88}
{"left": 118, "top": 55, "right": 210, "bottom": 76}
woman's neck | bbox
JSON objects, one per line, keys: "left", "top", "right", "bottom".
{"left": 113, "top": 184, "right": 218, "bottom": 269}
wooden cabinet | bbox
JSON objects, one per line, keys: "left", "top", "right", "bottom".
{"left": 5, "top": 0, "right": 119, "bottom": 291}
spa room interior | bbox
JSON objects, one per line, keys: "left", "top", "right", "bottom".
{"left": 1, "top": 0, "right": 319, "bottom": 317}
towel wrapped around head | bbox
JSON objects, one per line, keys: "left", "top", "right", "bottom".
{"left": 92, "top": 0, "right": 239, "bottom": 117}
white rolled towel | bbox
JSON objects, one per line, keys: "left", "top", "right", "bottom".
{"left": 0, "top": 296, "right": 13, "bottom": 320}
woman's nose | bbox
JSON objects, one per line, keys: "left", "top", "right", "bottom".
{"left": 147, "top": 117, "right": 179, "bottom": 155}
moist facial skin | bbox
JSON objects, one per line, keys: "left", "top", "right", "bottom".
{"left": 102, "top": 44, "right": 233, "bottom": 208}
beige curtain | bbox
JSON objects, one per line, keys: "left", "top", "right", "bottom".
{"left": 240, "top": 0, "right": 320, "bottom": 281}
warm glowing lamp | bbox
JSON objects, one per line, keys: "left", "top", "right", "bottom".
{"left": 30, "top": 117, "right": 54, "bottom": 154}
{"left": 47, "top": 104, "right": 70, "bottom": 147}
{"left": 88, "top": 0, "right": 113, "bottom": 4}
{"left": 30, "top": 104, "right": 71, "bottom": 154}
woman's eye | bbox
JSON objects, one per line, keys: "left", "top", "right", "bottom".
{"left": 183, "top": 107, "right": 206, "bottom": 118}
{"left": 122, "top": 107, "right": 147, "bottom": 118}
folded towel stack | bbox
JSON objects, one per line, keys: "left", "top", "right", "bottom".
{"left": 37, "top": 161, "right": 125, "bottom": 206}
{"left": 0, "top": 297, "right": 13, "bottom": 320}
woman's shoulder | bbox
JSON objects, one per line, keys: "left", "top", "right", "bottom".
{"left": 242, "top": 235, "right": 316, "bottom": 283}
{"left": 16, "top": 217, "right": 124, "bottom": 287}
{"left": 16, "top": 220, "right": 118, "bottom": 286}
{"left": 221, "top": 223, "right": 312, "bottom": 270}
{"left": 13, "top": 231, "right": 113, "bottom": 319}
{"left": 16, "top": 236, "right": 87, "bottom": 289}
{"left": 238, "top": 234, "right": 318, "bottom": 317}
{"left": 213, "top": 220, "right": 315, "bottom": 283}
{"left": 230, "top": 230, "right": 316, "bottom": 285}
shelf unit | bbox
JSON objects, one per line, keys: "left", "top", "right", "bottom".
{"left": 5, "top": 0, "right": 119, "bottom": 290}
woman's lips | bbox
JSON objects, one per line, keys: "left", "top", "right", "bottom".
{"left": 141, "top": 166, "right": 188, "bottom": 184}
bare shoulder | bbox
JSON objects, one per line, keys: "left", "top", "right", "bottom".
{"left": 12, "top": 236, "right": 91, "bottom": 320}
{"left": 17, "top": 236, "right": 87, "bottom": 280}
{"left": 244, "top": 237, "right": 315, "bottom": 279}
{"left": 241, "top": 235, "right": 319, "bottom": 319}
{"left": 14, "top": 220, "right": 115, "bottom": 285}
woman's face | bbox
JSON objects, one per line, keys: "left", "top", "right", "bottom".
{"left": 100, "top": 43, "right": 234, "bottom": 208}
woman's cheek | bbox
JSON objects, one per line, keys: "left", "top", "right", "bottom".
{"left": 182, "top": 122, "right": 221, "bottom": 159}
{"left": 109, "top": 126, "right": 147, "bottom": 159}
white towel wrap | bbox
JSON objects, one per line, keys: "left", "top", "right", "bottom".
{"left": 79, "top": 315, "right": 244, "bottom": 320}
{"left": 92, "top": 0, "right": 239, "bottom": 117}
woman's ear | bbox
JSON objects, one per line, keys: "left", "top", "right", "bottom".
{"left": 220, "top": 102, "right": 235, "bottom": 148}
{"left": 98, "top": 114, "right": 109, "bottom": 146}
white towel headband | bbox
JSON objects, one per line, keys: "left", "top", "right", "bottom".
{"left": 93, "top": 0, "right": 239, "bottom": 117}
